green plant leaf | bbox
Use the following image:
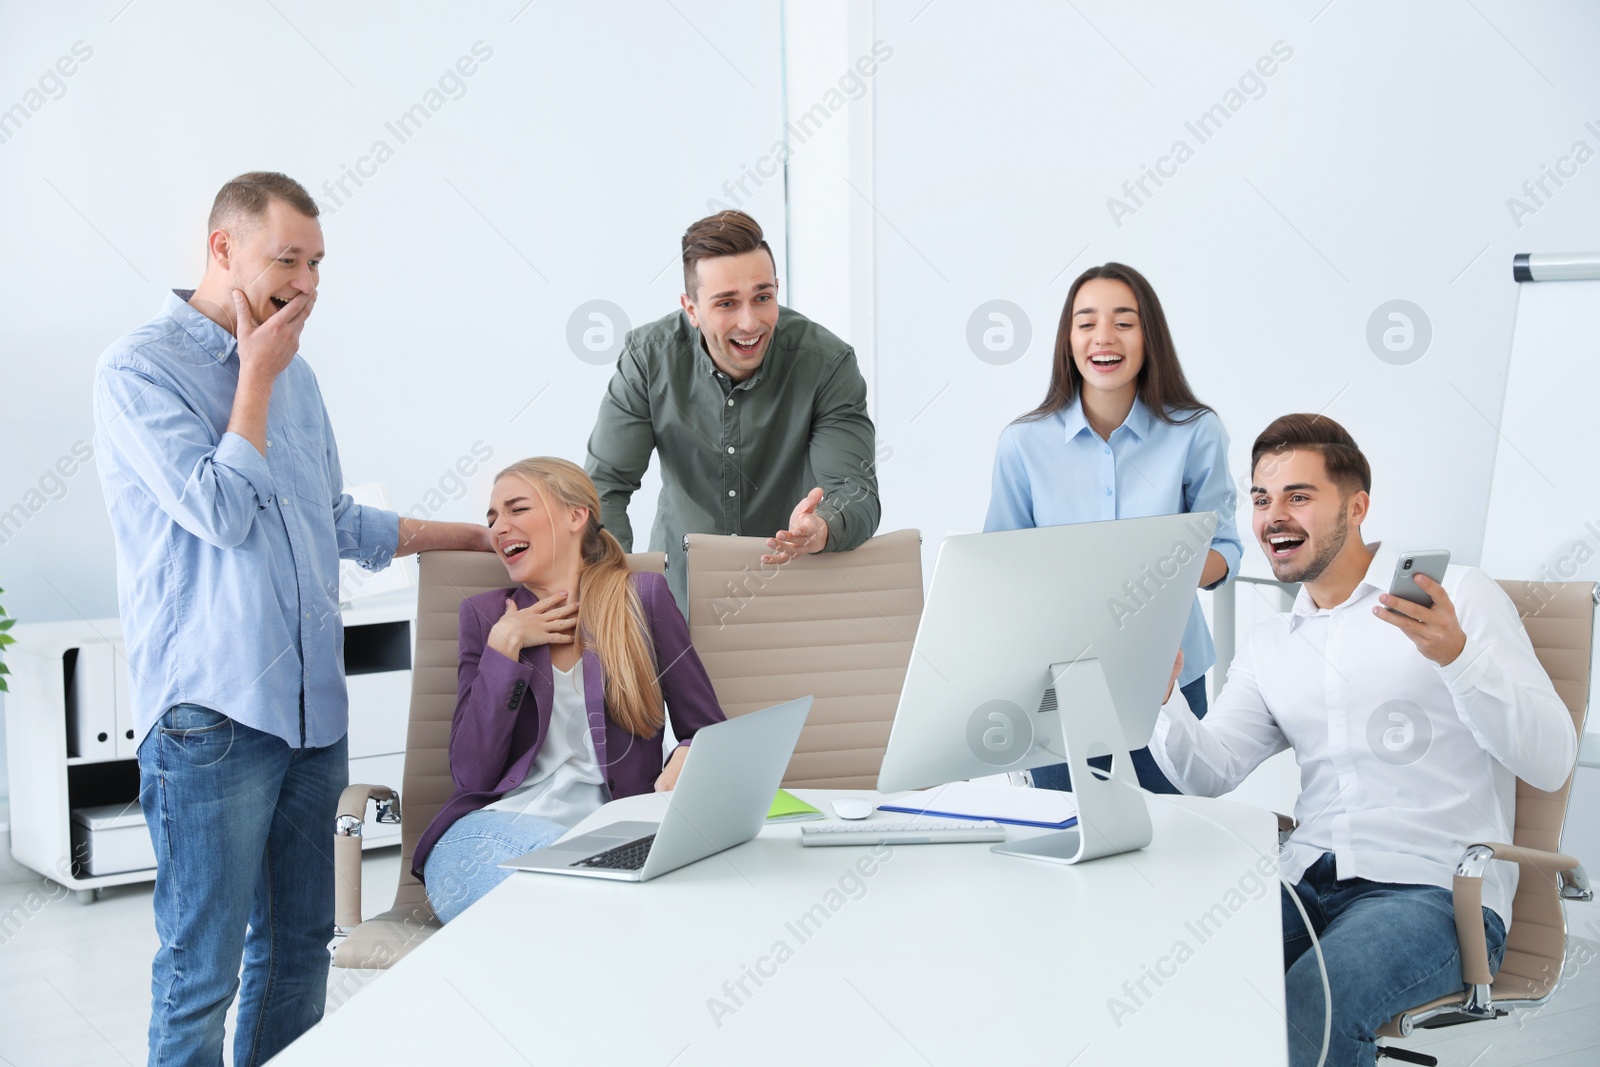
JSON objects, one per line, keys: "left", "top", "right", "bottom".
{"left": 0, "top": 678, "right": 9, "bottom": 693}
{"left": 0, "top": 617, "right": 13, "bottom": 631}
{"left": 0, "top": 633, "right": 13, "bottom": 646}
{"left": 0, "top": 660, "right": 9, "bottom": 673}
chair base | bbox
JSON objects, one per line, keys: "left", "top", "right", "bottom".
{"left": 1376, "top": 1045, "right": 1436, "bottom": 1065}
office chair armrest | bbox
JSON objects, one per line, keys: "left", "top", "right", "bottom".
{"left": 334, "top": 784, "right": 400, "bottom": 935}
{"left": 1452, "top": 843, "right": 1593, "bottom": 992}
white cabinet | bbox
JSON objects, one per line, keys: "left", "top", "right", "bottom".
{"left": 4, "top": 596, "right": 415, "bottom": 895}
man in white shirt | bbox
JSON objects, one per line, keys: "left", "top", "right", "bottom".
{"left": 1150, "top": 413, "right": 1576, "bottom": 1067}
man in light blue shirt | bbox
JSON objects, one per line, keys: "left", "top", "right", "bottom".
{"left": 94, "top": 172, "right": 490, "bottom": 1067}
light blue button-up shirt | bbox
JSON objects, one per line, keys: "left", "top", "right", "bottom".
{"left": 984, "top": 397, "right": 1242, "bottom": 687}
{"left": 93, "top": 290, "right": 399, "bottom": 748}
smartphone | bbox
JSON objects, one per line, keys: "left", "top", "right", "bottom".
{"left": 1388, "top": 550, "right": 1450, "bottom": 608}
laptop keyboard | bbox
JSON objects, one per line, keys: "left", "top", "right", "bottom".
{"left": 571, "top": 834, "right": 657, "bottom": 870}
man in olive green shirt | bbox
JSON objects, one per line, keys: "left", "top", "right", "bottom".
{"left": 585, "top": 210, "right": 881, "bottom": 611}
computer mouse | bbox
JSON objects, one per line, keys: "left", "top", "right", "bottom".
{"left": 830, "top": 797, "right": 874, "bottom": 820}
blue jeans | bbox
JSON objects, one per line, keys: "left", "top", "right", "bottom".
{"left": 138, "top": 704, "right": 347, "bottom": 1067}
{"left": 423, "top": 809, "right": 567, "bottom": 924}
{"left": 1282, "top": 853, "right": 1506, "bottom": 1067}
{"left": 1031, "top": 676, "right": 1209, "bottom": 794}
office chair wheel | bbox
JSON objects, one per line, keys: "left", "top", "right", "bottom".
{"left": 1375, "top": 1044, "right": 1436, "bottom": 1065}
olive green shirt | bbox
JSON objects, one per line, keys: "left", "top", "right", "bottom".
{"left": 585, "top": 306, "right": 881, "bottom": 612}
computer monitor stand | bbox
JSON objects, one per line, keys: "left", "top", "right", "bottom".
{"left": 991, "top": 658, "right": 1153, "bottom": 865}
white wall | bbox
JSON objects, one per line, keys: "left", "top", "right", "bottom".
{"left": 0, "top": 1, "right": 788, "bottom": 800}
{"left": 0, "top": 0, "right": 788, "bottom": 625}
{"left": 4, "top": 2, "right": 1599, "bottom": 807}
{"left": 866, "top": 0, "right": 1600, "bottom": 580}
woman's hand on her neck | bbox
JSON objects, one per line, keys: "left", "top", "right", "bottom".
{"left": 486, "top": 590, "right": 579, "bottom": 662}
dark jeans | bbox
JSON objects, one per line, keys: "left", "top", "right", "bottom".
{"left": 1281, "top": 853, "right": 1506, "bottom": 1067}
{"left": 1030, "top": 676, "right": 1208, "bottom": 795}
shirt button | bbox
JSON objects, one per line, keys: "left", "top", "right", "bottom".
{"left": 728, "top": 490, "right": 737, "bottom": 498}
{"left": 304, "top": 612, "right": 311, "bottom": 619}
{"left": 726, "top": 446, "right": 736, "bottom": 454}
{"left": 1104, "top": 487, "right": 1113, "bottom": 496}
{"left": 727, "top": 398, "right": 735, "bottom": 407}
{"left": 282, "top": 498, "right": 292, "bottom": 507}
{"left": 1103, "top": 445, "right": 1110, "bottom": 454}
{"left": 267, "top": 439, "right": 273, "bottom": 448}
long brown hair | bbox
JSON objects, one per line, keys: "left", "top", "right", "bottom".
{"left": 495, "top": 458, "right": 664, "bottom": 738}
{"left": 1020, "top": 262, "right": 1211, "bottom": 425}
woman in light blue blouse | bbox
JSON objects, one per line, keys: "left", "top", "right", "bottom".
{"left": 985, "top": 262, "right": 1241, "bottom": 794}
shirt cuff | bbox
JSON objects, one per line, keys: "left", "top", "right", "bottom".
{"left": 350, "top": 506, "right": 400, "bottom": 572}
{"left": 1436, "top": 633, "right": 1492, "bottom": 694}
{"left": 214, "top": 431, "right": 274, "bottom": 508}
{"left": 814, "top": 499, "right": 845, "bottom": 552}
{"left": 1203, "top": 541, "right": 1242, "bottom": 590}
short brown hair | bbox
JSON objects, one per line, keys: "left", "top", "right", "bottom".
{"left": 207, "top": 171, "right": 319, "bottom": 234}
{"left": 1251, "top": 414, "right": 1372, "bottom": 496}
{"left": 681, "top": 210, "right": 773, "bottom": 298}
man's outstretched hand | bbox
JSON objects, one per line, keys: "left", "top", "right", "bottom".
{"left": 762, "top": 487, "right": 829, "bottom": 564}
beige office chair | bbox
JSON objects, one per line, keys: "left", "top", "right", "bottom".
{"left": 329, "top": 548, "right": 666, "bottom": 970}
{"left": 684, "top": 529, "right": 924, "bottom": 788}
{"left": 1375, "top": 580, "right": 1596, "bottom": 1065}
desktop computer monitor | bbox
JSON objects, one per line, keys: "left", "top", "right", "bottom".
{"left": 876, "top": 513, "right": 1217, "bottom": 863}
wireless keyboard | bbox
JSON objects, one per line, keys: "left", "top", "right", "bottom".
{"left": 799, "top": 818, "right": 1007, "bottom": 846}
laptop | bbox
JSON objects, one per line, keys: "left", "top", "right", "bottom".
{"left": 501, "top": 696, "right": 811, "bottom": 882}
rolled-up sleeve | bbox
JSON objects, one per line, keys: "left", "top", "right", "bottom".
{"left": 94, "top": 358, "right": 272, "bottom": 549}
{"left": 333, "top": 496, "right": 399, "bottom": 571}
{"left": 1183, "top": 412, "right": 1242, "bottom": 589}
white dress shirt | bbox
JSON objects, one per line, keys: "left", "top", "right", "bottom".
{"left": 1151, "top": 543, "right": 1577, "bottom": 924}
{"left": 486, "top": 661, "right": 609, "bottom": 829}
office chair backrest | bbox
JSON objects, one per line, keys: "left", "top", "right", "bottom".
{"left": 1492, "top": 578, "right": 1594, "bottom": 999}
{"left": 684, "top": 529, "right": 924, "bottom": 788}
{"left": 394, "top": 550, "right": 667, "bottom": 910}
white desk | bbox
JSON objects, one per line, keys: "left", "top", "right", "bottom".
{"left": 281, "top": 790, "right": 1287, "bottom": 1065}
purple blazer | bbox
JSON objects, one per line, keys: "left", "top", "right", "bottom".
{"left": 412, "top": 570, "right": 725, "bottom": 879}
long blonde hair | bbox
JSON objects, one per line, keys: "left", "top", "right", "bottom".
{"left": 495, "top": 457, "right": 664, "bottom": 738}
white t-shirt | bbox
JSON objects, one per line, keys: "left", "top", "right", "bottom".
{"left": 486, "top": 661, "right": 609, "bottom": 828}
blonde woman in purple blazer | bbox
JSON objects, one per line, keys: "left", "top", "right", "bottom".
{"left": 414, "top": 457, "right": 725, "bottom": 922}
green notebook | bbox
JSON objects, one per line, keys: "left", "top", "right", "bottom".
{"left": 767, "top": 788, "right": 824, "bottom": 823}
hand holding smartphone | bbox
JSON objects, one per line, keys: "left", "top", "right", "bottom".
{"left": 1388, "top": 550, "right": 1450, "bottom": 608}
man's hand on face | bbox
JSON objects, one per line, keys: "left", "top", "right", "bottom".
{"left": 232, "top": 288, "right": 313, "bottom": 384}
{"left": 1374, "top": 574, "right": 1468, "bottom": 667}
{"left": 762, "top": 486, "right": 829, "bottom": 565}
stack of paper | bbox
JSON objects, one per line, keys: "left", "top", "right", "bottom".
{"left": 878, "top": 781, "right": 1078, "bottom": 828}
